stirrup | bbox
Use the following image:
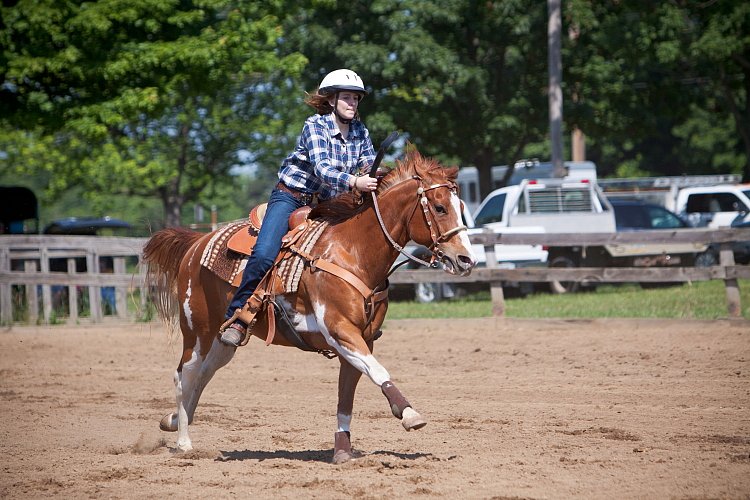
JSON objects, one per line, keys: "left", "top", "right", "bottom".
{"left": 219, "top": 322, "right": 247, "bottom": 347}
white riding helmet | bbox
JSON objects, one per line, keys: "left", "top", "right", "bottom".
{"left": 318, "top": 69, "right": 367, "bottom": 95}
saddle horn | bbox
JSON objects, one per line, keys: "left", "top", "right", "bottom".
{"left": 368, "top": 131, "right": 400, "bottom": 178}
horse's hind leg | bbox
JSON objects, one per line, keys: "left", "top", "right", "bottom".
{"left": 161, "top": 334, "right": 236, "bottom": 452}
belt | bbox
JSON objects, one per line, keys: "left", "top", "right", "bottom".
{"left": 276, "top": 182, "right": 317, "bottom": 206}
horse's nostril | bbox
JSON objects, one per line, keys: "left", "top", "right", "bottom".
{"left": 458, "top": 255, "right": 476, "bottom": 269}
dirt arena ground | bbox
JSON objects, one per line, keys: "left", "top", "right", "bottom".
{"left": 1, "top": 317, "right": 749, "bottom": 499}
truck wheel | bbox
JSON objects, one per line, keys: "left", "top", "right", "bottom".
{"left": 694, "top": 250, "right": 718, "bottom": 267}
{"left": 549, "top": 255, "right": 581, "bottom": 294}
{"left": 414, "top": 282, "right": 443, "bottom": 303}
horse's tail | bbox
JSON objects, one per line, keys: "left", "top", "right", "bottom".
{"left": 143, "top": 227, "right": 204, "bottom": 330}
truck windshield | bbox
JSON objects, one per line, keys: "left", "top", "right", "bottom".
{"left": 475, "top": 193, "right": 506, "bottom": 225}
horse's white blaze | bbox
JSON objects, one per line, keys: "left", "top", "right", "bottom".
{"left": 182, "top": 279, "right": 193, "bottom": 330}
{"left": 337, "top": 412, "right": 352, "bottom": 433}
{"left": 450, "top": 192, "right": 476, "bottom": 258}
{"left": 313, "top": 302, "right": 390, "bottom": 386}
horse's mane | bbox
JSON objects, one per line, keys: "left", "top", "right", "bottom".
{"left": 309, "top": 148, "right": 455, "bottom": 224}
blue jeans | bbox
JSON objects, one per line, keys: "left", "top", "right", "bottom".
{"left": 225, "top": 188, "right": 304, "bottom": 321}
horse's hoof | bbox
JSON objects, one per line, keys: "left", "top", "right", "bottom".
{"left": 332, "top": 448, "right": 363, "bottom": 464}
{"left": 332, "top": 449, "right": 354, "bottom": 464}
{"left": 176, "top": 439, "right": 193, "bottom": 452}
{"left": 401, "top": 407, "right": 427, "bottom": 431}
{"left": 159, "top": 413, "right": 177, "bottom": 432}
{"left": 331, "top": 431, "right": 363, "bottom": 464}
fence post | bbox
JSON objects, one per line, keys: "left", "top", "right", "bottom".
{"left": 86, "top": 250, "right": 102, "bottom": 323}
{"left": 0, "top": 247, "right": 11, "bottom": 325}
{"left": 720, "top": 242, "right": 741, "bottom": 317}
{"left": 140, "top": 259, "right": 148, "bottom": 315}
{"left": 67, "top": 258, "right": 79, "bottom": 323}
{"left": 40, "top": 245, "right": 52, "bottom": 323}
{"left": 24, "top": 259, "right": 38, "bottom": 324}
{"left": 483, "top": 228, "right": 505, "bottom": 317}
{"left": 114, "top": 257, "right": 127, "bottom": 319}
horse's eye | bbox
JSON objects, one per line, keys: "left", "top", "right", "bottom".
{"left": 435, "top": 204, "right": 447, "bottom": 214}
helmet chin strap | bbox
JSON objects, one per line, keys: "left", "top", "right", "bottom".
{"left": 332, "top": 92, "right": 353, "bottom": 124}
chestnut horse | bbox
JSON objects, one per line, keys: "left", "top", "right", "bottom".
{"left": 143, "top": 150, "right": 476, "bottom": 463}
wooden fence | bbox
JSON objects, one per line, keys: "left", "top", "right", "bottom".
{"left": 0, "top": 235, "right": 148, "bottom": 324}
{"left": 389, "top": 227, "right": 750, "bottom": 318}
{"left": 1, "top": 227, "right": 749, "bottom": 324}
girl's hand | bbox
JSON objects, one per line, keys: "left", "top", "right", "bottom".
{"left": 350, "top": 175, "right": 378, "bottom": 192}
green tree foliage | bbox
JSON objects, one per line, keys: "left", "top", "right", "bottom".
{"left": 0, "top": 0, "right": 306, "bottom": 227}
{"left": 282, "top": 0, "right": 550, "bottom": 198}
{"left": 565, "top": 1, "right": 748, "bottom": 180}
{"left": 283, "top": 1, "right": 749, "bottom": 189}
{"left": 2, "top": 0, "right": 748, "bottom": 226}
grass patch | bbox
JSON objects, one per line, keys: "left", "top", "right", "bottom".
{"left": 386, "top": 280, "right": 750, "bottom": 320}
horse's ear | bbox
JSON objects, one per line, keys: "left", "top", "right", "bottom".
{"left": 404, "top": 144, "right": 422, "bottom": 162}
{"left": 444, "top": 166, "right": 459, "bottom": 178}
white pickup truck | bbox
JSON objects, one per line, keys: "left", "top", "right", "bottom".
{"left": 473, "top": 178, "right": 615, "bottom": 232}
{"left": 399, "top": 178, "right": 616, "bottom": 301}
{"left": 471, "top": 178, "right": 713, "bottom": 293}
{"left": 669, "top": 184, "right": 750, "bottom": 228}
{"left": 396, "top": 177, "right": 720, "bottom": 300}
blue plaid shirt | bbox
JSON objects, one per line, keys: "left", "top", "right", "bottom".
{"left": 278, "top": 113, "right": 376, "bottom": 200}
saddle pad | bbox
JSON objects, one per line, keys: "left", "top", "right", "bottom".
{"left": 199, "top": 218, "right": 329, "bottom": 292}
{"left": 200, "top": 221, "right": 251, "bottom": 285}
{"left": 276, "top": 219, "right": 329, "bottom": 294}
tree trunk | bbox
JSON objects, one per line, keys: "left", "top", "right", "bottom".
{"left": 161, "top": 124, "right": 190, "bottom": 227}
{"left": 721, "top": 61, "right": 750, "bottom": 182}
{"left": 740, "top": 63, "right": 750, "bottom": 182}
{"left": 164, "top": 195, "right": 183, "bottom": 228}
{"left": 475, "top": 148, "right": 495, "bottom": 201}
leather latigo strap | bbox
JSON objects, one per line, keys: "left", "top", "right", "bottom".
{"left": 309, "top": 259, "right": 373, "bottom": 299}
{"left": 306, "top": 257, "right": 389, "bottom": 331}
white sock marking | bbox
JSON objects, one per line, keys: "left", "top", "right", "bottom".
{"left": 337, "top": 413, "right": 352, "bottom": 433}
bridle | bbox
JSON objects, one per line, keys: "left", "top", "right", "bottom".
{"left": 371, "top": 176, "right": 468, "bottom": 271}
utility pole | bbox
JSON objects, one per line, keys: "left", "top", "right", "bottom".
{"left": 548, "top": 0, "right": 565, "bottom": 177}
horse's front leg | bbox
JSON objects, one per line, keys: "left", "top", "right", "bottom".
{"left": 316, "top": 310, "right": 427, "bottom": 436}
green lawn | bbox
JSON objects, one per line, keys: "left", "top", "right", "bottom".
{"left": 386, "top": 279, "right": 750, "bottom": 320}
